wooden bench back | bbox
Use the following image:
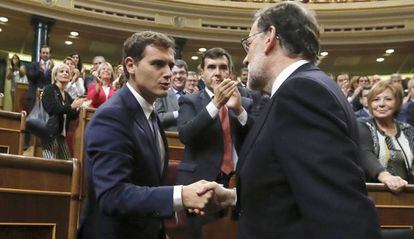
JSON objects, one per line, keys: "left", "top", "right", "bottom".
{"left": 0, "top": 110, "right": 26, "bottom": 155}
{"left": 0, "top": 153, "right": 81, "bottom": 239}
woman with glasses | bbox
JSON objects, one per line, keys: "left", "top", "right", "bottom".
{"left": 358, "top": 80, "right": 414, "bottom": 193}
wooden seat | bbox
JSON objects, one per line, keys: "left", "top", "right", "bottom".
{"left": 367, "top": 183, "right": 414, "bottom": 230}
{"left": 0, "top": 110, "right": 26, "bottom": 155}
{"left": 13, "top": 82, "right": 29, "bottom": 113}
{"left": 0, "top": 153, "right": 81, "bottom": 239}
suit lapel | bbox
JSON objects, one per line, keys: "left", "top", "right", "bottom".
{"left": 236, "top": 90, "right": 275, "bottom": 173}
{"left": 127, "top": 89, "right": 162, "bottom": 179}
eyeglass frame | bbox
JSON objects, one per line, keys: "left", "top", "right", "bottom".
{"left": 240, "top": 28, "right": 280, "bottom": 53}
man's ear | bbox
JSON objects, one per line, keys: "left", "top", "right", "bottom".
{"left": 264, "top": 25, "right": 278, "bottom": 55}
{"left": 124, "top": 57, "right": 136, "bottom": 76}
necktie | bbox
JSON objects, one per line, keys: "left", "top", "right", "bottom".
{"left": 150, "top": 111, "right": 160, "bottom": 159}
{"left": 219, "top": 106, "right": 234, "bottom": 175}
{"left": 176, "top": 90, "right": 185, "bottom": 99}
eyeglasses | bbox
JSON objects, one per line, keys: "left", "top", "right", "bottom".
{"left": 240, "top": 31, "right": 265, "bottom": 53}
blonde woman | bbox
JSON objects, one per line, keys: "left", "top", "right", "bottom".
{"left": 87, "top": 62, "right": 115, "bottom": 108}
{"left": 42, "top": 63, "right": 85, "bottom": 159}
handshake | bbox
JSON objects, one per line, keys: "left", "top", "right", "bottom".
{"left": 181, "top": 180, "right": 236, "bottom": 215}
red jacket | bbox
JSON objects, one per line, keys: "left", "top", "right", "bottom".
{"left": 88, "top": 83, "right": 115, "bottom": 108}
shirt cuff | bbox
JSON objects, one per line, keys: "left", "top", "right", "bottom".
{"left": 237, "top": 109, "right": 247, "bottom": 126}
{"left": 173, "top": 185, "right": 184, "bottom": 211}
{"left": 206, "top": 101, "right": 219, "bottom": 119}
{"left": 231, "top": 188, "right": 237, "bottom": 206}
{"left": 173, "top": 111, "right": 179, "bottom": 119}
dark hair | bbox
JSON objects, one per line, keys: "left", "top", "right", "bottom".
{"left": 174, "top": 59, "right": 188, "bottom": 72}
{"left": 255, "top": 1, "right": 320, "bottom": 64}
{"left": 70, "top": 52, "right": 83, "bottom": 72}
{"left": 10, "top": 54, "right": 21, "bottom": 70}
{"left": 200, "top": 47, "right": 233, "bottom": 70}
{"left": 122, "top": 31, "right": 175, "bottom": 79}
{"left": 40, "top": 45, "right": 51, "bottom": 52}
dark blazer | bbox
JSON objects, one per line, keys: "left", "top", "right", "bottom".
{"left": 78, "top": 86, "right": 173, "bottom": 239}
{"left": 154, "top": 88, "right": 180, "bottom": 131}
{"left": 236, "top": 63, "right": 382, "bottom": 239}
{"left": 42, "top": 84, "right": 78, "bottom": 142}
{"left": 176, "top": 89, "right": 252, "bottom": 185}
{"left": 358, "top": 117, "right": 414, "bottom": 183}
{"left": 27, "top": 61, "right": 52, "bottom": 109}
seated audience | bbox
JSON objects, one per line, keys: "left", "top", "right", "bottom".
{"left": 112, "top": 64, "right": 126, "bottom": 90}
{"left": 184, "top": 71, "right": 199, "bottom": 94}
{"left": 399, "top": 77, "right": 414, "bottom": 123}
{"left": 358, "top": 80, "right": 414, "bottom": 193}
{"left": 70, "top": 52, "right": 86, "bottom": 79}
{"left": 371, "top": 74, "right": 381, "bottom": 85}
{"left": 335, "top": 73, "right": 350, "bottom": 97}
{"left": 87, "top": 62, "right": 115, "bottom": 108}
{"left": 355, "top": 85, "right": 371, "bottom": 118}
{"left": 63, "top": 56, "right": 85, "bottom": 99}
{"left": 240, "top": 67, "right": 248, "bottom": 87}
{"left": 390, "top": 73, "right": 403, "bottom": 88}
{"left": 6, "top": 54, "right": 28, "bottom": 106}
{"left": 42, "top": 64, "right": 85, "bottom": 159}
{"left": 154, "top": 59, "right": 188, "bottom": 131}
{"left": 84, "top": 55, "right": 105, "bottom": 90}
{"left": 349, "top": 75, "right": 370, "bottom": 111}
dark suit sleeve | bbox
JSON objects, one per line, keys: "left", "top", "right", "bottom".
{"left": 357, "top": 121, "right": 385, "bottom": 181}
{"left": 155, "top": 97, "right": 177, "bottom": 128}
{"left": 273, "top": 77, "right": 374, "bottom": 237}
{"left": 177, "top": 95, "right": 217, "bottom": 146}
{"left": 27, "top": 63, "right": 41, "bottom": 83}
{"left": 86, "top": 107, "right": 174, "bottom": 218}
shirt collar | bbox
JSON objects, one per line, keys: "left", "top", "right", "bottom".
{"left": 205, "top": 87, "right": 214, "bottom": 99}
{"left": 271, "top": 59, "right": 309, "bottom": 97}
{"left": 126, "top": 82, "right": 153, "bottom": 120}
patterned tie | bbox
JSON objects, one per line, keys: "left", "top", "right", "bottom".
{"left": 219, "top": 106, "right": 234, "bottom": 175}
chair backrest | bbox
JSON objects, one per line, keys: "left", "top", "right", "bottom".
{"left": 0, "top": 110, "right": 26, "bottom": 154}
{"left": 0, "top": 153, "right": 81, "bottom": 239}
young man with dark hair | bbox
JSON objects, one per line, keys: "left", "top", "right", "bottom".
{"left": 79, "top": 31, "right": 216, "bottom": 239}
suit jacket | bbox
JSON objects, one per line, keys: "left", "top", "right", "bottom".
{"left": 87, "top": 83, "right": 115, "bottom": 108}
{"left": 236, "top": 63, "right": 382, "bottom": 239}
{"left": 176, "top": 89, "right": 252, "bottom": 185}
{"left": 27, "top": 61, "right": 52, "bottom": 109}
{"left": 155, "top": 88, "right": 180, "bottom": 131}
{"left": 78, "top": 86, "right": 173, "bottom": 239}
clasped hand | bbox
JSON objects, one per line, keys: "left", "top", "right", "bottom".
{"left": 182, "top": 180, "right": 236, "bottom": 216}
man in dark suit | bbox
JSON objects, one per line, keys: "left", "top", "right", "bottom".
{"left": 78, "top": 31, "right": 216, "bottom": 239}
{"left": 27, "top": 45, "right": 53, "bottom": 109}
{"left": 200, "top": 2, "right": 382, "bottom": 239}
{"left": 155, "top": 59, "right": 188, "bottom": 131}
{"left": 177, "top": 47, "right": 252, "bottom": 238}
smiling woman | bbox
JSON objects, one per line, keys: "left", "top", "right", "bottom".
{"left": 358, "top": 80, "right": 414, "bottom": 193}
